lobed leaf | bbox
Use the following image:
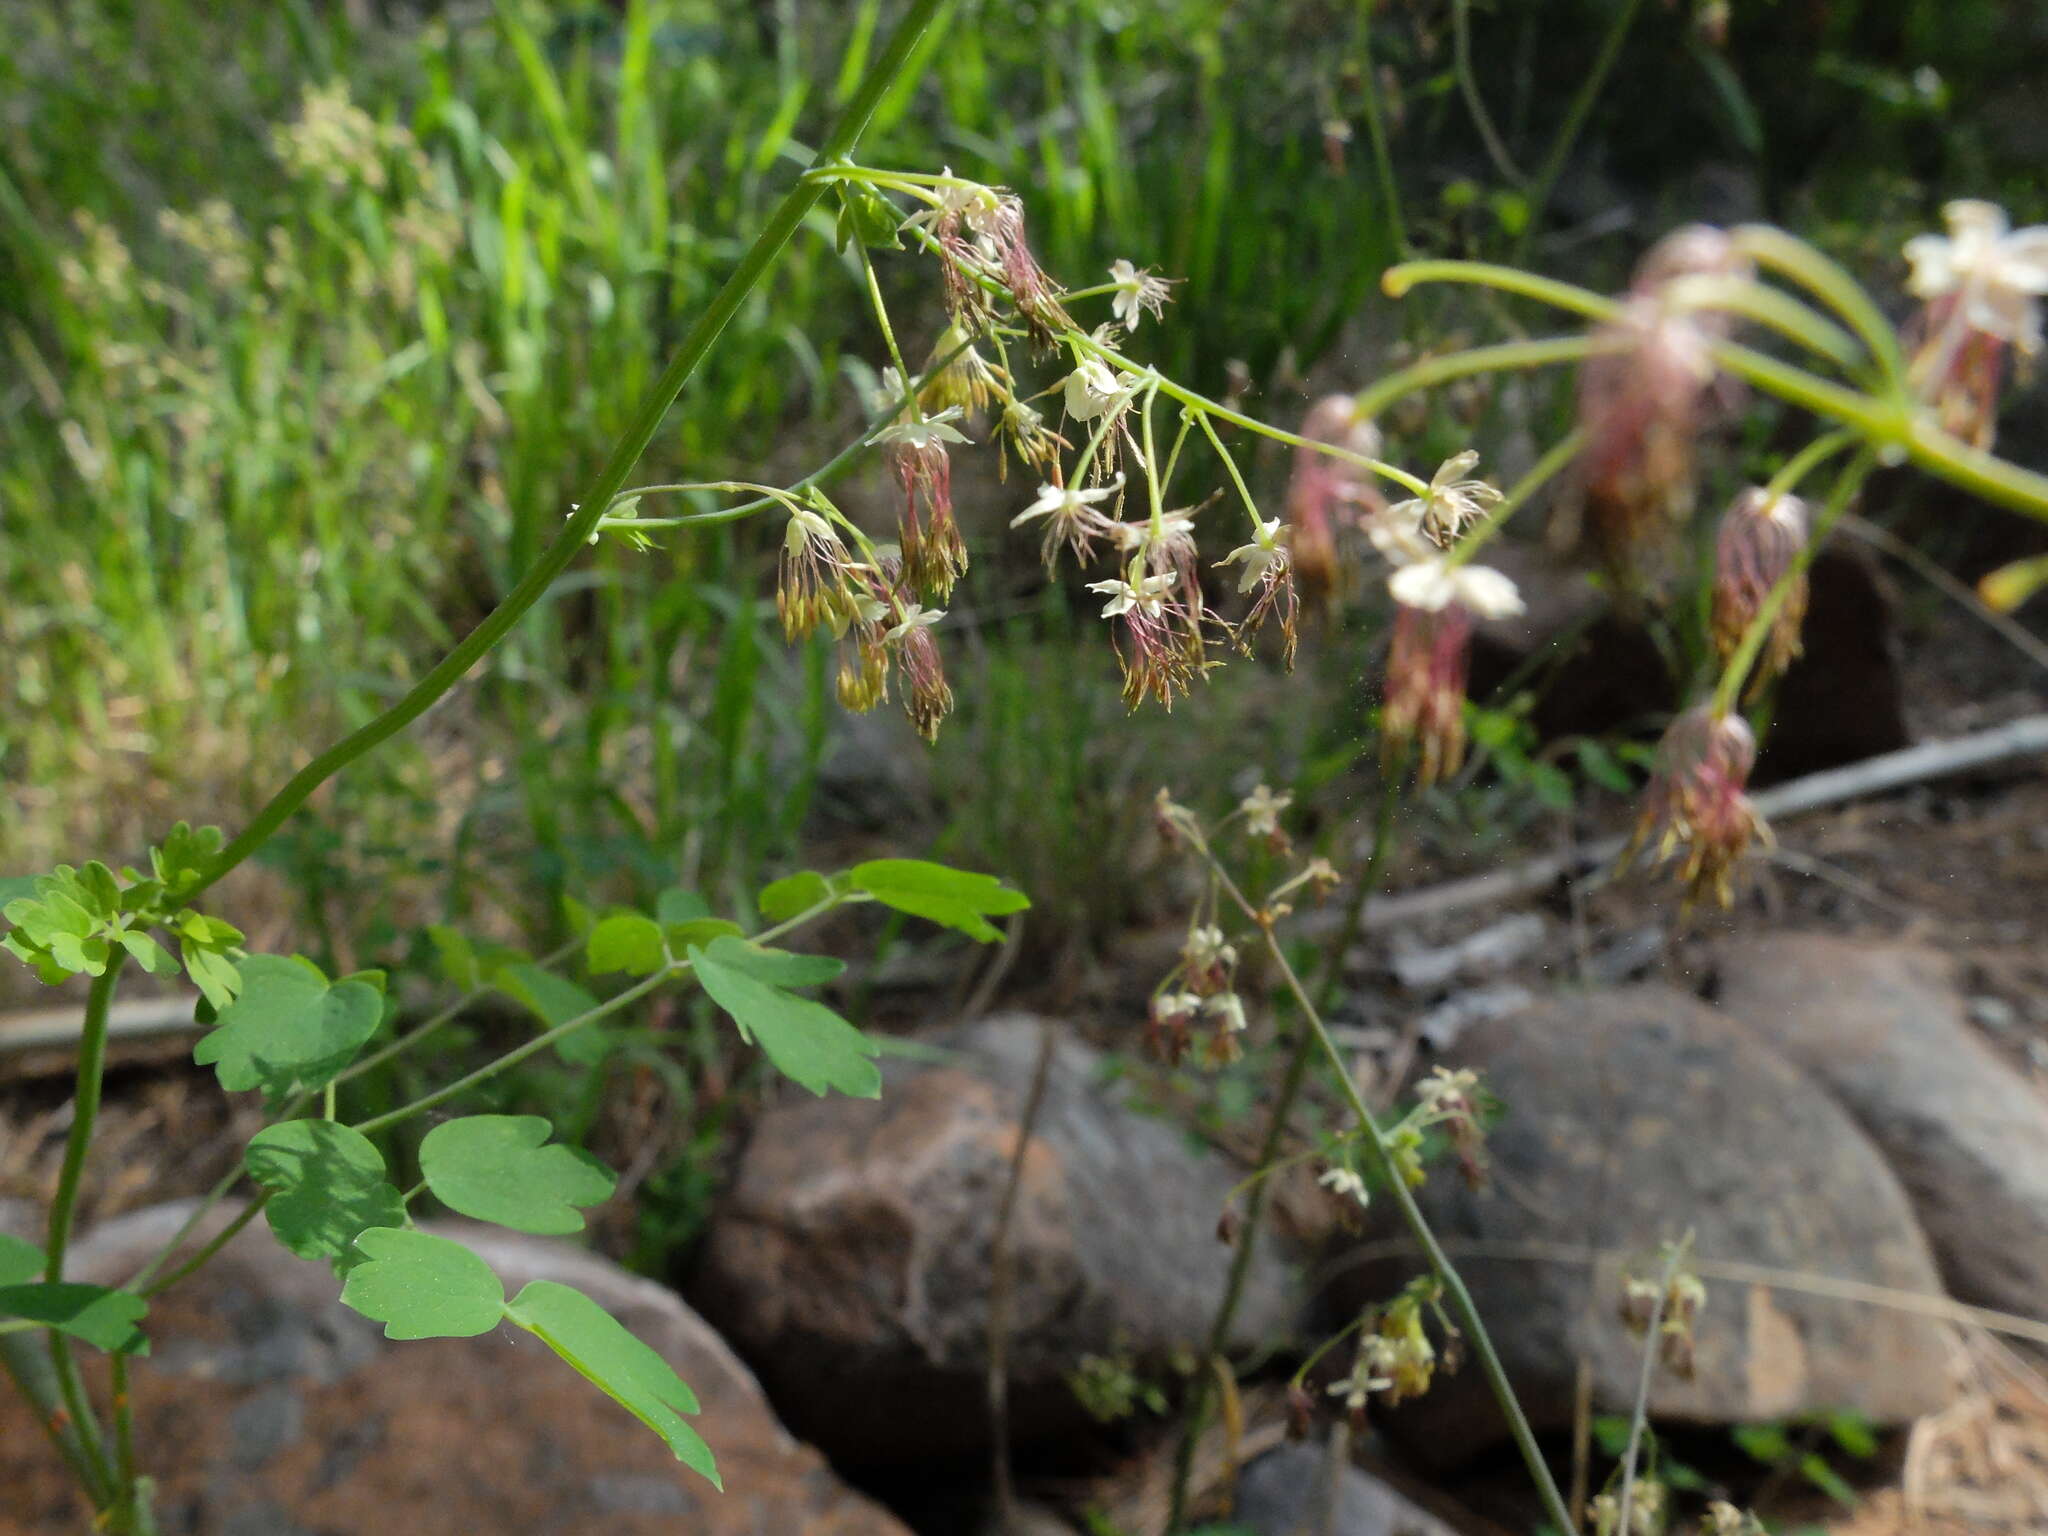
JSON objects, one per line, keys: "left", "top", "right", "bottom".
{"left": 756, "top": 870, "right": 833, "bottom": 923}
{"left": 586, "top": 912, "right": 667, "bottom": 977}
{"left": 339, "top": 1228, "right": 505, "bottom": 1340}
{"left": 245, "top": 1121, "right": 405, "bottom": 1268}
{"left": 848, "top": 858, "right": 1028, "bottom": 943}
{"left": 418, "top": 1116, "right": 615, "bottom": 1235}
{"left": 193, "top": 953, "right": 381, "bottom": 1097}
{"left": 0, "top": 1283, "right": 149, "bottom": 1354}
{"left": 504, "top": 1279, "right": 719, "bottom": 1486}
{"left": 690, "top": 940, "right": 879, "bottom": 1099}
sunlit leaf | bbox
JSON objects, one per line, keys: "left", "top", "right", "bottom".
{"left": 847, "top": 858, "right": 1028, "bottom": 943}
{"left": 690, "top": 939, "right": 880, "bottom": 1098}
{"left": 0, "top": 1282, "right": 148, "bottom": 1354}
{"left": 339, "top": 1228, "right": 505, "bottom": 1340}
{"left": 504, "top": 1279, "right": 719, "bottom": 1485}
{"left": 419, "top": 1116, "right": 615, "bottom": 1234}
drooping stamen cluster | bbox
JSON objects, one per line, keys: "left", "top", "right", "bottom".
{"left": 905, "top": 175, "right": 1071, "bottom": 349}
{"left": 1012, "top": 474, "right": 1124, "bottom": 571}
{"left": 1390, "top": 449, "right": 1505, "bottom": 549}
{"left": 1284, "top": 394, "right": 1387, "bottom": 603}
{"left": 1902, "top": 199, "right": 2048, "bottom": 449}
{"left": 1710, "top": 487, "right": 1809, "bottom": 687}
{"left": 1624, "top": 705, "right": 1769, "bottom": 909}
{"left": 1381, "top": 602, "right": 1474, "bottom": 787}
{"left": 1324, "top": 1277, "right": 1456, "bottom": 1426}
{"left": 883, "top": 603, "right": 954, "bottom": 742}
{"left": 775, "top": 503, "right": 858, "bottom": 642}
{"left": 871, "top": 373, "right": 971, "bottom": 600}
{"left": 1574, "top": 225, "right": 1749, "bottom": 581}
{"left": 1087, "top": 558, "right": 1204, "bottom": 710}
{"left": 1217, "top": 517, "right": 1300, "bottom": 667}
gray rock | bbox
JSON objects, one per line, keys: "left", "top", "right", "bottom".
{"left": 1339, "top": 985, "right": 1949, "bottom": 1465}
{"left": 0, "top": 1202, "right": 910, "bottom": 1535}
{"left": 1228, "top": 1444, "right": 1457, "bottom": 1536}
{"left": 1714, "top": 934, "right": 2048, "bottom": 1319}
{"left": 696, "top": 1014, "right": 1308, "bottom": 1464}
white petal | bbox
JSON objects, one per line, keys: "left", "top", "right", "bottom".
{"left": 1454, "top": 565, "right": 1525, "bottom": 619}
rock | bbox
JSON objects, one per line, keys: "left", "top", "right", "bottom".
{"left": 695, "top": 1014, "right": 1307, "bottom": 1465}
{"left": 0, "top": 1202, "right": 909, "bottom": 1536}
{"left": 1714, "top": 934, "right": 2048, "bottom": 1319}
{"left": 1227, "top": 1444, "right": 1458, "bottom": 1536}
{"left": 1341, "top": 985, "right": 1948, "bottom": 1465}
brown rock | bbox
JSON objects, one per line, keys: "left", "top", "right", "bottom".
{"left": 1339, "top": 985, "right": 1948, "bottom": 1465}
{"left": 1714, "top": 933, "right": 2048, "bottom": 1318}
{"left": 695, "top": 1014, "right": 1307, "bottom": 1465}
{"left": 0, "top": 1203, "right": 909, "bottom": 1536}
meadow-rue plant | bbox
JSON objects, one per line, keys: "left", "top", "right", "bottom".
{"left": 19, "top": 3, "right": 2048, "bottom": 1528}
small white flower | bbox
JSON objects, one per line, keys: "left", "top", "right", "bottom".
{"left": 1388, "top": 558, "right": 1525, "bottom": 620}
{"left": 1115, "top": 510, "right": 1196, "bottom": 551}
{"left": 883, "top": 604, "right": 944, "bottom": 643}
{"left": 898, "top": 170, "right": 998, "bottom": 236}
{"left": 1319, "top": 1166, "right": 1370, "bottom": 1207}
{"left": 1239, "top": 783, "right": 1292, "bottom": 837}
{"left": 867, "top": 366, "right": 972, "bottom": 450}
{"left": 1155, "top": 990, "right": 1203, "bottom": 1019}
{"left": 1904, "top": 199, "right": 2048, "bottom": 351}
{"left": 1086, "top": 568, "right": 1176, "bottom": 619}
{"left": 1012, "top": 476, "right": 1123, "bottom": 529}
{"left": 1108, "top": 258, "right": 1175, "bottom": 330}
{"left": 1185, "top": 925, "right": 1237, "bottom": 971}
{"left": 1387, "top": 451, "right": 1506, "bottom": 547}
{"left": 784, "top": 503, "right": 837, "bottom": 551}
{"left": 1218, "top": 517, "right": 1287, "bottom": 592}
{"left": 1203, "top": 992, "right": 1247, "bottom": 1033}
{"left": 1064, "top": 356, "right": 1140, "bottom": 421}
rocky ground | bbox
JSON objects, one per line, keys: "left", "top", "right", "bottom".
{"left": 4, "top": 534, "right": 2048, "bottom": 1534}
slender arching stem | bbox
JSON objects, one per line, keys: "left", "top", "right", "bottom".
{"left": 190, "top": 0, "right": 954, "bottom": 896}
{"left": 1199, "top": 847, "right": 1576, "bottom": 1536}
{"left": 1350, "top": 336, "right": 1602, "bottom": 425}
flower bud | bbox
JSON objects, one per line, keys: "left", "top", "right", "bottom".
{"left": 1710, "top": 488, "right": 1808, "bottom": 686}
{"left": 1625, "top": 705, "right": 1769, "bottom": 910}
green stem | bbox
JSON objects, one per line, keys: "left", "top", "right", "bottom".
{"left": 189, "top": 0, "right": 953, "bottom": 897}
{"left": 1354, "top": 5, "right": 1407, "bottom": 255}
{"left": 0, "top": 1332, "right": 105, "bottom": 1503}
{"left": 1208, "top": 857, "right": 1573, "bottom": 1533}
{"left": 1443, "top": 427, "right": 1586, "bottom": 571}
{"left": 1762, "top": 428, "right": 1857, "bottom": 501}
{"left": 1194, "top": 412, "right": 1265, "bottom": 536}
{"left": 1350, "top": 336, "right": 1600, "bottom": 429}
{"left": 111, "top": 1352, "right": 139, "bottom": 1521}
{"left": 1451, "top": 0, "right": 1526, "bottom": 186}
{"left": 137, "top": 1194, "right": 269, "bottom": 1301}
{"left": 1712, "top": 447, "right": 1875, "bottom": 713}
{"left": 1163, "top": 776, "right": 1405, "bottom": 1532}
{"left": 1073, "top": 332, "right": 1429, "bottom": 495}
{"left": 1731, "top": 224, "right": 1907, "bottom": 386}
{"left": 350, "top": 967, "right": 674, "bottom": 1137}
{"left": 46, "top": 956, "right": 127, "bottom": 1279}
{"left": 1514, "top": 0, "right": 1643, "bottom": 263}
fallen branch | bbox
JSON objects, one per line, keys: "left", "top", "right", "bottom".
{"left": 1304, "top": 712, "right": 2048, "bottom": 937}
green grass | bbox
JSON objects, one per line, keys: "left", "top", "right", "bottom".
{"left": 5, "top": 0, "right": 2042, "bottom": 972}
